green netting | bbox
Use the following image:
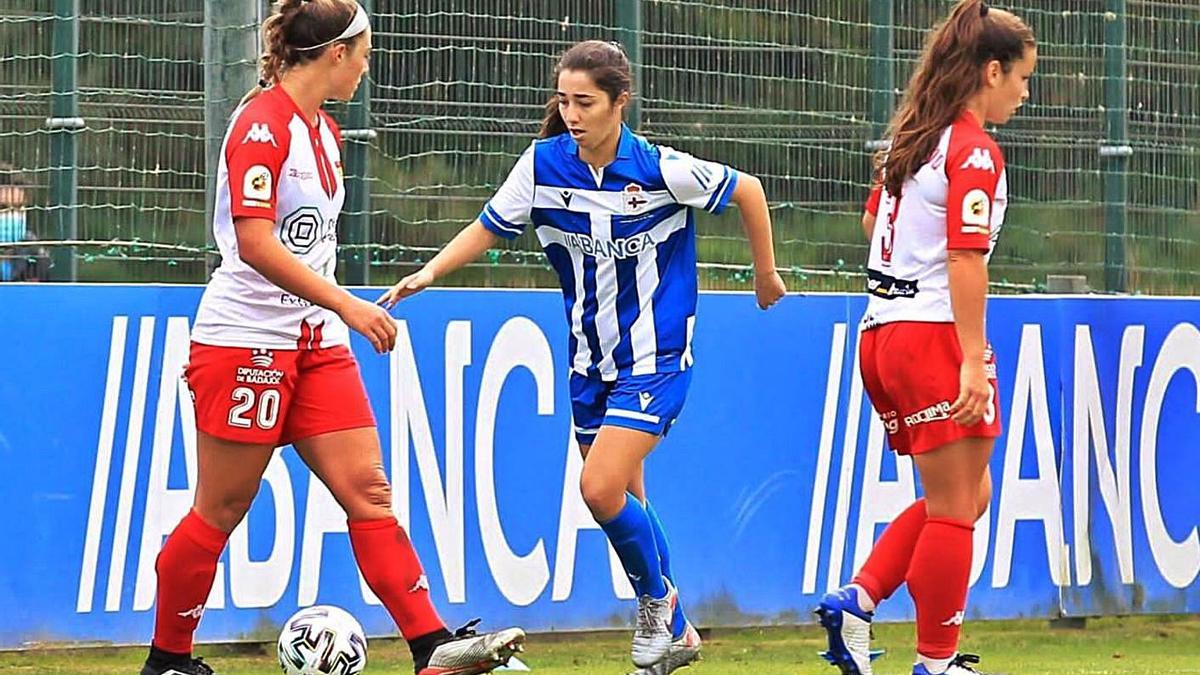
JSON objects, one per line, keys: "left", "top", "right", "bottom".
{"left": 0, "top": 1, "right": 1196, "bottom": 293}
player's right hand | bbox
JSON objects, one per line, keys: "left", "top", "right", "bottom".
{"left": 950, "top": 358, "right": 989, "bottom": 426}
{"left": 338, "top": 296, "right": 397, "bottom": 354}
{"left": 754, "top": 270, "right": 787, "bottom": 310}
{"left": 376, "top": 269, "right": 435, "bottom": 309}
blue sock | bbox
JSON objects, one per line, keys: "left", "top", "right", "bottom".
{"left": 600, "top": 493, "right": 667, "bottom": 599}
{"left": 646, "top": 500, "right": 688, "bottom": 639}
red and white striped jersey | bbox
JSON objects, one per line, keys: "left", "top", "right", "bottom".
{"left": 192, "top": 86, "right": 349, "bottom": 349}
{"left": 860, "top": 111, "right": 1008, "bottom": 330}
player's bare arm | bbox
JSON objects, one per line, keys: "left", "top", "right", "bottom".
{"left": 377, "top": 219, "right": 498, "bottom": 308}
{"left": 947, "top": 248, "right": 989, "bottom": 426}
{"left": 729, "top": 171, "right": 786, "bottom": 309}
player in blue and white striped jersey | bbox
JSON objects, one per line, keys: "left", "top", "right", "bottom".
{"left": 379, "top": 40, "right": 786, "bottom": 673}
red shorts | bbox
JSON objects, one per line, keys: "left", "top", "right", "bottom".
{"left": 859, "top": 322, "right": 1001, "bottom": 455}
{"left": 185, "top": 342, "right": 376, "bottom": 446}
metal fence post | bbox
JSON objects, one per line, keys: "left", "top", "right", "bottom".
{"left": 1102, "top": 0, "right": 1131, "bottom": 292}
{"left": 340, "top": 0, "right": 374, "bottom": 286}
{"left": 869, "top": 0, "right": 895, "bottom": 147}
{"left": 204, "top": 0, "right": 259, "bottom": 278}
{"left": 616, "top": 0, "right": 643, "bottom": 131}
{"left": 48, "top": 0, "right": 81, "bottom": 282}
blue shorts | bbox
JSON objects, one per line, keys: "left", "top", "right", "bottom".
{"left": 569, "top": 370, "right": 692, "bottom": 446}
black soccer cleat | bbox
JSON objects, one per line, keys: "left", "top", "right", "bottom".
{"left": 139, "top": 655, "right": 215, "bottom": 675}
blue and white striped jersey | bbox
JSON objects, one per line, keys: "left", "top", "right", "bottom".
{"left": 479, "top": 125, "right": 739, "bottom": 381}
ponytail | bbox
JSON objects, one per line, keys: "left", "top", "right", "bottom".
{"left": 239, "top": 0, "right": 361, "bottom": 106}
{"left": 877, "top": 0, "right": 1033, "bottom": 197}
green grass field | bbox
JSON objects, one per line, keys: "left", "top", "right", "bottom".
{"left": 2, "top": 615, "right": 1198, "bottom": 674}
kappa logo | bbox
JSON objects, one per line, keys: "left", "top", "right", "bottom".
{"left": 959, "top": 147, "right": 995, "bottom": 173}
{"left": 561, "top": 189, "right": 574, "bottom": 208}
{"left": 177, "top": 604, "right": 205, "bottom": 620}
{"left": 409, "top": 574, "right": 431, "bottom": 593}
{"left": 242, "top": 122, "right": 278, "bottom": 147}
{"left": 941, "top": 610, "right": 965, "bottom": 626}
{"left": 638, "top": 391, "right": 654, "bottom": 411}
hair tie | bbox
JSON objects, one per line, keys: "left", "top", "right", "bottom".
{"left": 258, "top": 78, "right": 269, "bottom": 88}
{"left": 980, "top": 3, "right": 989, "bottom": 17}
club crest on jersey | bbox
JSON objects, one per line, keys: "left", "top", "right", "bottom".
{"left": 241, "top": 122, "right": 278, "bottom": 147}
{"left": 961, "top": 188, "right": 991, "bottom": 233}
{"left": 960, "top": 147, "right": 995, "bottom": 173}
{"left": 623, "top": 183, "right": 648, "bottom": 214}
{"left": 243, "top": 164, "right": 273, "bottom": 204}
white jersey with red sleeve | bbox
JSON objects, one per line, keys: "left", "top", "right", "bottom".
{"left": 192, "top": 86, "right": 350, "bottom": 349}
{"left": 861, "top": 111, "right": 1007, "bottom": 330}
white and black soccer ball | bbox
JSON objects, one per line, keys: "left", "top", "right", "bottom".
{"left": 277, "top": 605, "right": 368, "bottom": 675}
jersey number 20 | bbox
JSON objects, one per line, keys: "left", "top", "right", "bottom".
{"left": 228, "top": 386, "right": 281, "bottom": 430}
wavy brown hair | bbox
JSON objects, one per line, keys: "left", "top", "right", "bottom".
{"left": 240, "top": 0, "right": 363, "bottom": 105}
{"left": 878, "top": 0, "right": 1034, "bottom": 197}
{"left": 540, "top": 41, "right": 633, "bottom": 138}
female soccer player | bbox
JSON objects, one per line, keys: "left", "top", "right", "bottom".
{"left": 140, "top": 2, "right": 524, "bottom": 674}
{"left": 378, "top": 40, "right": 786, "bottom": 673}
{"left": 816, "top": 2, "right": 1035, "bottom": 675}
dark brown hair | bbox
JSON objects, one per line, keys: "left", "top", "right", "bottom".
{"left": 540, "top": 40, "right": 633, "bottom": 138}
{"left": 240, "top": 0, "right": 363, "bottom": 105}
{"left": 878, "top": 0, "right": 1034, "bottom": 197}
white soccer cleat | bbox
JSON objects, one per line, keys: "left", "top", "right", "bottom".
{"left": 419, "top": 623, "right": 526, "bottom": 675}
{"left": 628, "top": 620, "right": 702, "bottom": 674}
{"left": 631, "top": 581, "right": 678, "bottom": 667}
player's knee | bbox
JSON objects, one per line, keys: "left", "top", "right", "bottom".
{"left": 923, "top": 490, "right": 978, "bottom": 523}
{"left": 345, "top": 465, "right": 394, "bottom": 520}
{"left": 199, "top": 492, "right": 256, "bottom": 532}
{"left": 579, "top": 472, "right": 623, "bottom": 521}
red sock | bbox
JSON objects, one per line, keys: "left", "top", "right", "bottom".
{"left": 152, "top": 509, "right": 230, "bottom": 654}
{"left": 852, "top": 498, "right": 927, "bottom": 605}
{"left": 906, "top": 517, "right": 974, "bottom": 659}
{"left": 349, "top": 517, "right": 445, "bottom": 640}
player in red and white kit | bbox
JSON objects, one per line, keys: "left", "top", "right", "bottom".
{"left": 140, "top": 2, "right": 524, "bottom": 674}
{"left": 816, "top": 2, "right": 1036, "bottom": 675}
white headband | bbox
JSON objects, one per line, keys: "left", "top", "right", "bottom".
{"left": 295, "top": 3, "right": 369, "bottom": 51}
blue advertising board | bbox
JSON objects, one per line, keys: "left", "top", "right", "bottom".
{"left": 0, "top": 285, "right": 1195, "bottom": 647}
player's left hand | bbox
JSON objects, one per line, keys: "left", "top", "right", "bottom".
{"left": 754, "top": 270, "right": 786, "bottom": 309}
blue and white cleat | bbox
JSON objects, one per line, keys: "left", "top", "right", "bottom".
{"left": 912, "top": 653, "right": 983, "bottom": 675}
{"left": 815, "top": 586, "right": 876, "bottom": 675}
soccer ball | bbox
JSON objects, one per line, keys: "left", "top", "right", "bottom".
{"left": 277, "top": 605, "right": 368, "bottom": 675}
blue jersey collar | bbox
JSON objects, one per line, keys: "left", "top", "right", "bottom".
{"left": 563, "top": 123, "right": 635, "bottom": 160}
